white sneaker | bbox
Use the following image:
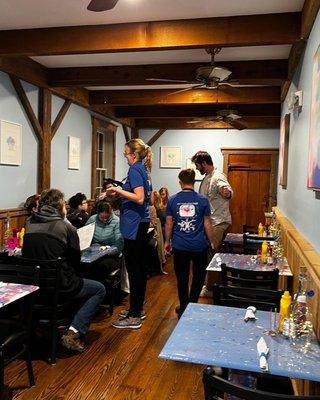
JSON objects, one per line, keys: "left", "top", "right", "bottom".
{"left": 199, "top": 285, "right": 213, "bottom": 298}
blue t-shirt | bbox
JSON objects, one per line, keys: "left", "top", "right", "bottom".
{"left": 166, "top": 190, "right": 211, "bottom": 252}
{"left": 120, "top": 161, "right": 152, "bottom": 240}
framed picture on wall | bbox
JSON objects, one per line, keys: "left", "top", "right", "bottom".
{"left": 160, "top": 146, "right": 182, "bottom": 168}
{"left": 307, "top": 44, "right": 320, "bottom": 191}
{"left": 0, "top": 120, "right": 22, "bottom": 166}
{"left": 186, "top": 157, "right": 202, "bottom": 181}
{"left": 279, "top": 114, "right": 290, "bottom": 188}
{"left": 68, "top": 136, "right": 81, "bottom": 170}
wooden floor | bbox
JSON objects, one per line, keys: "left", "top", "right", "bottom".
{"left": 5, "top": 259, "right": 209, "bottom": 400}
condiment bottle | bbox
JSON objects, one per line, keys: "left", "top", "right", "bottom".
{"left": 258, "top": 222, "right": 264, "bottom": 236}
{"left": 279, "top": 291, "right": 292, "bottom": 332}
{"left": 267, "top": 243, "right": 273, "bottom": 265}
{"left": 261, "top": 240, "right": 268, "bottom": 263}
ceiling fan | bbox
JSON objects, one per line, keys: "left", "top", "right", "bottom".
{"left": 87, "top": 0, "right": 119, "bottom": 12}
{"left": 187, "top": 109, "right": 247, "bottom": 130}
{"left": 147, "top": 48, "right": 238, "bottom": 96}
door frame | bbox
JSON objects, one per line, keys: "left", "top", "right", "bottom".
{"left": 221, "top": 147, "right": 279, "bottom": 211}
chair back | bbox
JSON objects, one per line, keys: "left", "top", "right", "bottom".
{"left": 243, "top": 224, "right": 257, "bottom": 234}
{"left": 243, "top": 233, "right": 276, "bottom": 255}
{"left": 213, "top": 284, "right": 282, "bottom": 311}
{"left": 0, "top": 262, "right": 40, "bottom": 286}
{"left": 221, "top": 263, "right": 279, "bottom": 290}
{"left": 203, "top": 367, "right": 319, "bottom": 400}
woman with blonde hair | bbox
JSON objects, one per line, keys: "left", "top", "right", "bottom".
{"left": 107, "top": 138, "right": 153, "bottom": 329}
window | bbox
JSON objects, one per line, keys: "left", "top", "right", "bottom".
{"left": 91, "top": 117, "right": 117, "bottom": 198}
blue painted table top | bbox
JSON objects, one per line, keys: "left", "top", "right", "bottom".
{"left": 159, "top": 303, "right": 320, "bottom": 382}
{"left": 207, "top": 253, "right": 293, "bottom": 276}
{"left": 81, "top": 244, "right": 119, "bottom": 263}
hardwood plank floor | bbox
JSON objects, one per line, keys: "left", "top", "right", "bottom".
{"left": 5, "top": 258, "right": 209, "bottom": 400}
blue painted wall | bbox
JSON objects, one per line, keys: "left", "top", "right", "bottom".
{"left": 139, "top": 128, "right": 279, "bottom": 195}
{"left": 278, "top": 9, "right": 320, "bottom": 252}
{"left": 0, "top": 71, "right": 126, "bottom": 208}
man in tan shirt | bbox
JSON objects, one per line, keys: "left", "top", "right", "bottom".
{"left": 191, "top": 151, "right": 233, "bottom": 296}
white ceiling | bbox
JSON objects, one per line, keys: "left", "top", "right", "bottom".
{"left": 0, "top": 0, "right": 304, "bottom": 30}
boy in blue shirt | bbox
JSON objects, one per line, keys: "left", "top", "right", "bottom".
{"left": 164, "top": 169, "right": 214, "bottom": 317}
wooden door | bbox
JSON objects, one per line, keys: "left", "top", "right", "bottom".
{"left": 222, "top": 149, "right": 278, "bottom": 233}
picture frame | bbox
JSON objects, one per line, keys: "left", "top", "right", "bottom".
{"left": 160, "top": 146, "right": 182, "bottom": 168}
{"left": 307, "top": 44, "right": 320, "bottom": 191}
{"left": 279, "top": 114, "right": 290, "bottom": 188}
{"left": 68, "top": 136, "right": 81, "bottom": 170}
{"left": 0, "top": 120, "right": 22, "bottom": 166}
{"left": 186, "top": 157, "right": 202, "bottom": 181}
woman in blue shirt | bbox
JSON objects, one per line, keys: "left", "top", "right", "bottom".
{"left": 106, "top": 138, "right": 152, "bottom": 329}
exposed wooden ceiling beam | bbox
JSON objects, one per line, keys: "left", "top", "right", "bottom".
{"left": 281, "top": 0, "right": 320, "bottom": 100}
{"left": 147, "top": 129, "right": 167, "bottom": 146}
{"left": 48, "top": 60, "right": 288, "bottom": 87}
{"left": 136, "top": 117, "right": 280, "bottom": 130}
{"left": 115, "top": 104, "right": 281, "bottom": 119}
{"left": 0, "top": 13, "right": 300, "bottom": 56}
{"left": 90, "top": 87, "right": 281, "bottom": 106}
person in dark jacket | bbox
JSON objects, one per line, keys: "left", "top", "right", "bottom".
{"left": 23, "top": 188, "right": 106, "bottom": 353}
{"left": 67, "top": 192, "right": 89, "bottom": 229}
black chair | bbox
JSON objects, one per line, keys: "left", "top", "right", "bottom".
{"left": 243, "top": 233, "right": 275, "bottom": 255}
{"left": 13, "top": 257, "right": 77, "bottom": 365}
{"left": 213, "top": 284, "right": 282, "bottom": 311}
{"left": 221, "top": 263, "right": 279, "bottom": 290}
{"left": 105, "top": 267, "right": 121, "bottom": 315}
{"left": 0, "top": 263, "right": 40, "bottom": 400}
{"left": 203, "top": 367, "right": 320, "bottom": 400}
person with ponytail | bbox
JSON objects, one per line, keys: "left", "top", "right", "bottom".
{"left": 106, "top": 138, "right": 153, "bottom": 329}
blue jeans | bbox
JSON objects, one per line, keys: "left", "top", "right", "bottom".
{"left": 71, "top": 278, "right": 106, "bottom": 334}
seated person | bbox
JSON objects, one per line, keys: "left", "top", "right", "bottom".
{"left": 67, "top": 192, "right": 89, "bottom": 228}
{"left": 22, "top": 188, "right": 106, "bottom": 353}
{"left": 24, "top": 193, "right": 40, "bottom": 215}
{"left": 91, "top": 179, "right": 122, "bottom": 216}
{"left": 86, "top": 201, "right": 124, "bottom": 279}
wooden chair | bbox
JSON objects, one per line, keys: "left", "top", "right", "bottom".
{"left": 243, "top": 233, "right": 275, "bottom": 254}
{"left": 203, "top": 367, "right": 319, "bottom": 400}
{"left": 212, "top": 284, "right": 282, "bottom": 311}
{"left": 220, "top": 263, "right": 279, "bottom": 290}
{"left": 0, "top": 263, "right": 40, "bottom": 399}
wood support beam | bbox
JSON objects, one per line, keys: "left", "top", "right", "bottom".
{"left": 48, "top": 60, "right": 288, "bottom": 87}
{"left": 9, "top": 75, "right": 43, "bottom": 140}
{"left": 131, "top": 128, "right": 139, "bottom": 139}
{"left": 122, "top": 125, "right": 130, "bottom": 142}
{"left": 38, "top": 88, "right": 52, "bottom": 192}
{"left": 136, "top": 116, "right": 280, "bottom": 130}
{"left": 51, "top": 99, "right": 72, "bottom": 138}
{"left": 147, "top": 129, "right": 167, "bottom": 146}
{"left": 0, "top": 13, "right": 300, "bottom": 56}
{"left": 115, "top": 104, "right": 281, "bottom": 119}
{"left": 90, "top": 87, "right": 281, "bottom": 106}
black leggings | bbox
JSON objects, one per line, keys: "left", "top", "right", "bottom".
{"left": 173, "top": 249, "right": 208, "bottom": 312}
{"left": 123, "top": 222, "right": 150, "bottom": 317}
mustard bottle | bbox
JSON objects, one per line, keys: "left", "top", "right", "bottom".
{"left": 258, "top": 222, "right": 264, "bottom": 237}
{"left": 279, "top": 291, "right": 292, "bottom": 332}
{"left": 18, "top": 227, "right": 25, "bottom": 248}
{"left": 261, "top": 240, "right": 268, "bottom": 263}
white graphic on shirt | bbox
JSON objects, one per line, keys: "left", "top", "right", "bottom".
{"left": 179, "top": 204, "right": 195, "bottom": 217}
{"left": 177, "top": 218, "right": 196, "bottom": 232}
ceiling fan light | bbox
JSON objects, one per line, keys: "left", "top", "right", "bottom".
{"left": 209, "top": 67, "right": 232, "bottom": 82}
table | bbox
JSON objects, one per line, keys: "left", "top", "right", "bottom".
{"left": 0, "top": 282, "right": 39, "bottom": 308}
{"left": 159, "top": 303, "right": 320, "bottom": 382}
{"left": 81, "top": 244, "right": 119, "bottom": 263}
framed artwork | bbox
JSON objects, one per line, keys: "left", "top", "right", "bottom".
{"left": 279, "top": 114, "right": 290, "bottom": 188}
{"left": 160, "top": 146, "right": 182, "bottom": 168}
{"left": 68, "top": 136, "right": 81, "bottom": 170}
{"left": 307, "top": 44, "right": 320, "bottom": 190}
{"left": 186, "top": 157, "right": 202, "bottom": 181}
{"left": 0, "top": 120, "right": 22, "bottom": 166}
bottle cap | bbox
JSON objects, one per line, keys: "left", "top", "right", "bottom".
{"left": 297, "top": 294, "right": 306, "bottom": 303}
{"left": 282, "top": 291, "right": 291, "bottom": 299}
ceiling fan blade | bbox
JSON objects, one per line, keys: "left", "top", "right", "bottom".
{"left": 226, "top": 119, "right": 246, "bottom": 130}
{"left": 146, "top": 78, "right": 193, "bottom": 84}
{"left": 187, "top": 117, "right": 220, "bottom": 124}
{"left": 87, "top": 0, "right": 119, "bottom": 12}
{"left": 165, "top": 84, "right": 204, "bottom": 97}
